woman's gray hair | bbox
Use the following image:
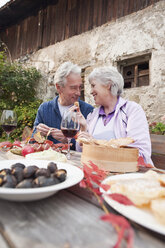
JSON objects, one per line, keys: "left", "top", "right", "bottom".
{"left": 54, "top": 61, "right": 81, "bottom": 86}
{"left": 88, "top": 66, "right": 124, "bottom": 96}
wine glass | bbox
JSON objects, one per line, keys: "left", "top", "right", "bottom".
{"left": 61, "top": 110, "right": 79, "bottom": 160}
{"left": 0, "top": 110, "right": 17, "bottom": 140}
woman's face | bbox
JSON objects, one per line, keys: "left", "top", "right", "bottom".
{"left": 90, "top": 80, "right": 110, "bottom": 105}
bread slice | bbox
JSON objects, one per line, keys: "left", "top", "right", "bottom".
{"left": 77, "top": 137, "right": 134, "bottom": 148}
{"left": 151, "top": 198, "right": 165, "bottom": 225}
{"left": 158, "top": 174, "right": 165, "bottom": 187}
{"left": 74, "top": 101, "right": 79, "bottom": 107}
{"left": 109, "top": 176, "right": 165, "bottom": 206}
{"left": 107, "top": 137, "right": 134, "bottom": 148}
{"left": 74, "top": 101, "right": 79, "bottom": 110}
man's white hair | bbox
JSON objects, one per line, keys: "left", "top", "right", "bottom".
{"left": 54, "top": 61, "right": 81, "bottom": 87}
{"left": 88, "top": 66, "right": 124, "bottom": 96}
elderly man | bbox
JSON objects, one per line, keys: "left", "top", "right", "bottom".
{"left": 33, "top": 61, "right": 93, "bottom": 149}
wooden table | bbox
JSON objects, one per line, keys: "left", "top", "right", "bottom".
{"left": 0, "top": 151, "right": 165, "bottom": 248}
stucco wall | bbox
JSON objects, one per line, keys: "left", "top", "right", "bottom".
{"left": 26, "top": 1, "right": 165, "bottom": 123}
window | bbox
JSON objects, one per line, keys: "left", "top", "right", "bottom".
{"left": 80, "top": 68, "right": 85, "bottom": 100}
{"left": 117, "top": 54, "right": 151, "bottom": 88}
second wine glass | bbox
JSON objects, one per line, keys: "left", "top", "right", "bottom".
{"left": 61, "top": 110, "right": 79, "bottom": 160}
{"left": 0, "top": 110, "right": 17, "bottom": 140}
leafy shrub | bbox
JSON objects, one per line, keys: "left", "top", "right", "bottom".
{"left": 14, "top": 100, "right": 42, "bottom": 140}
{"left": 0, "top": 100, "right": 42, "bottom": 141}
{"left": 149, "top": 122, "right": 165, "bottom": 135}
{"left": 0, "top": 51, "right": 42, "bottom": 141}
{"left": 0, "top": 51, "right": 41, "bottom": 109}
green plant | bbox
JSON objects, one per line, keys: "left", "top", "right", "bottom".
{"left": 0, "top": 51, "right": 42, "bottom": 140}
{"left": 149, "top": 122, "right": 165, "bottom": 135}
{"left": 0, "top": 51, "right": 41, "bottom": 109}
{"left": 14, "top": 100, "right": 42, "bottom": 140}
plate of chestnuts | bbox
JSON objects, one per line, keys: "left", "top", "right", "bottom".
{"left": 0, "top": 159, "right": 84, "bottom": 201}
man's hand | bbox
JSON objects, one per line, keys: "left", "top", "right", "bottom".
{"left": 36, "top": 123, "right": 67, "bottom": 143}
{"left": 36, "top": 123, "right": 51, "bottom": 136}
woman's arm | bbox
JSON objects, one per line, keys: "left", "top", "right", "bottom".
{"left": 124, "top": 103, "right": 152, "bottom": 164}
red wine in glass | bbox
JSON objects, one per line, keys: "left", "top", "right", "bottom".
{"left": 61, "top": 111, "right": 79, "bottom": 159}
{"left": 61, "top": 129, "right": 78, "bottom": 139}
{"left": 0, "top": 110, "right": 17, "bottom": 140}
{"left": 1, "top": 124, "right": 17, "bottom": 133}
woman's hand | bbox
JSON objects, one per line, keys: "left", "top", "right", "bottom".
{"left": 69, "top": 106, "right": 87, "bottom": 131}
{"left": 77, "top": 131, "right": 93, "bottom": 146}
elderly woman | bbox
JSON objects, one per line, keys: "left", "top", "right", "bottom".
{"left": 72, "top": 66, "right": 153, "bottom": 165}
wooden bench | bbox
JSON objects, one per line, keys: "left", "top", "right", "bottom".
{"left": 151, "top": 134, "right": 165, "bottom": 170}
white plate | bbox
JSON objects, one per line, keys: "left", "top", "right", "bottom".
{"left": 101, "top": 173, "right": 165, "bottom": 236}
{"left": 0, "top": 159, "right": 84, "bottom": 201}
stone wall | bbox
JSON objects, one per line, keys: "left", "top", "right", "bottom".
{"left": 25, "top": 1, "right": 165, "bottom": 123}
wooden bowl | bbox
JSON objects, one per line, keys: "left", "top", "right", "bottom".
{"left": 81, "top": 144, "right": 139, "bottom": 173}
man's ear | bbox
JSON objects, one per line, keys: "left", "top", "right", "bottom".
{"left": 56, "top": 83, "right": 61, "bottom": 93}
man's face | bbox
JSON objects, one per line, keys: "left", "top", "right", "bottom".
{"left": 57, "top": 73, "right": 82, "bottom": 105}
